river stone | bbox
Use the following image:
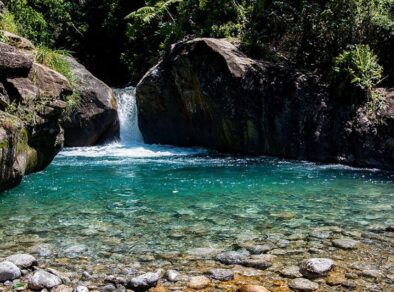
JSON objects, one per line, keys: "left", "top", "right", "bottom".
{"left": 187, "top": 276, "right": 211, "bottom": 289}
{"left": 28, "top": 270, "right": 62, "bottom": 290}
{"left": 280, "top": 266, "right": 303, "bottom": 278}
{"left": 165, "top": 270, "right": 179, "bottom": 282}
{"left": 6, "top": 253, "right": 37, "bottom": 268}
{"left": 332, "top": 238, "right": 360, "bottom": 250}
{"left": 216, "top": 250, "right": 250, "bottom": 265}
{"left": 127, "top": 272, "right": 159, "bottom": 291}
{"left": 0, "top": 261, "right": 21, "bottom": 282}
{"left": 53, "top": 285, "right": 73, "bottom": 292}
{"left": 300, "top": 258, "right": 335, "bottom": 278}
{"left": 241, "top": 258, "right": 272, "bottom": 270}
{"left": 207, "top": 269, "right": 234, "bottom": 281}
{"left": 237, "top": 284, "right": 270, "bottom": 292}
{"left": 289, "top": 278, "right": 319, "bottom": 291}
{"left": 246, "top": 244, "right": 273, "bottom": 254}
{"left": 64, "top": 244, "right": 88, "bottom": 258}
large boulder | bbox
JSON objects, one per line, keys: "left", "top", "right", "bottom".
{"left": 136, "top": 38, "right": 394, "bottom": 170}
{"left": 62, "top": 57, "right": 119, "bottom": 147}
{"left": 0, "top": 42, "right": 33, "bottom": 77}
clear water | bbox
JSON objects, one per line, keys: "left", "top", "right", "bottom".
{"left": 0, "top": 88, "right": 393, "bottom": 267}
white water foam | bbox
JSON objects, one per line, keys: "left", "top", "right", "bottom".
{"left": 60, "top": 87, "right": 206, "bottom": 158}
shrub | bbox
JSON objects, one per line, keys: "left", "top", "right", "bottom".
{"left": 0, "top": 10, "right": 18, "bottom": 34}
{"left": 334, "top": 44, "right": 383, "bottom": 98}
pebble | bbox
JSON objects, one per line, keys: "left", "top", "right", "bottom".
{"left": 300, "top": 258, "right": 335, "bottom": 278}
{"left": 289, "top": 278, "right": 319, "bottom": 291}
{"left": 280, "top": 266, "right": 302, "bottom": 278}
{"left": 0, "top": 261, "right": 21, "bottom": 282}
{"left": 99, "top": 284, "right": 116, "bottom": 292}
{"left": 310, "top": 230, "right": 332, "bottom": 239}
{"left": 246, "top": 244, "right": 273, "bottom": 254}
{"left": 241, "top": 258, "right": 272, "bottom": 270}
{"left": 362, "top": 269, "right": 381, "bottom": 278}
{"left": 165, "top": 270, "right": 179, "bottom": 282}
{"left": 126, "top": 272, "right": 160, "bottom": 290}
{"left": 216, "top": 250, "right": 250, "bottom": 265}
{"left": 187, "top": 276, "right": 211, "bottom": 289}
{"left": 237, "top": 284, "right": 270, "bottom": 292}
{"left": 52, "top": 285, "right": 73, "bottom": 292}
{"left": 207, "top": 269, "right": 234, "bottom": 281}
{"left": 73, "top": 286, "right": 89, "bottom": 292}
{"left": 332, "top": 238, "right": 360, "bottom": 250}
{"left": 28, "top": 270, "right": 62, "bottom": 290}
{"left": 6, "top": 254, "right": 37, "bottom": 268}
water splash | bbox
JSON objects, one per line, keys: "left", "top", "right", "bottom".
{"left": 113, "top": 87, "right": 143, "bottom": 144}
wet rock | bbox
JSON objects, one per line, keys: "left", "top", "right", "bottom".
{"left": 386, "top": 225, "right": 394, "bottom": 232}
{"left": 309, "top": 230, "right": 332, "bottom": 239}
{"left": 246, "top": 244, "right": 273, "bottom": 254}
{"left": 31, "top": 244, "right": 53, "bottom": 258}
{"left": 242, "top": 255, "right": 273, "bottom": 270}
{"left": 300, "top": 258, "right": 335, "bottom": 278}
{"left": 99, "top": 284, "right": 116, "bottom": 292}
{"left": 186, "top": 247, "right": 221, "bottom": 258}
{"left": 278, "top": 239, "right": 290, "bottom": 248}
{"left": 207, "top": 269, "right": 234, "bottom": 281}
{"left": 126, "top": 272, "right": 159, "bottom": 291}
{"left": 236, "top": 284, "right": 270, "bottom": 292}
{"left": 165, "top": 270, "right": 179, "bottom": 282}
{"left": 73, "top": 286, "right": 89, "bottom": 292}
{"left": 0, "top": 261, "right": 21, "bottom": 282}
{"left": 332, "top": 238, "right": 360, "bottom": 250}
{"left": 216, "top": 250, "right": 250, "bottom": 265}
{"left": 342, "top": 280, "right": 357, "bottom": 288}
{"left": 187, "top": 276, "right": 210, "bottom": 289}
{"left": 361, "top": 269, "right": 381, "bottom": 279}
{"left": 64, "top": 244, "right": 88, "bottom": 258}
{"left": 289, "top": 278, "right": 319, "bottom": 291}
{"left": 280, "top": 266, "right": 302, "bottom": 278}
{"left": 6, "top": 254, "right": 37, "bottom": 268}
{"left": 326, "top": 267, "right": 346, "bottom": 285}
{"left": 28, "top": 270, "right": 62, "bottom": 290}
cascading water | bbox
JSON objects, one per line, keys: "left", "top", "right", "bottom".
{"left": 113, "top": 87, "right": 143, "bottom": 145}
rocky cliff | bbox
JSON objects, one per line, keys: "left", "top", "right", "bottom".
{"left": 0, "top": 32, "right": 119, "bottom": 192}
{"left": 136, "top": 38, "right": 394, "bottom": 170}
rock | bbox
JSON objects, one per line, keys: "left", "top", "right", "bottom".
{"left": 28, "top": 270, "right": 62, "bottom": 290}
{"left": 300, "top": 258, "right": 335, "bottom": 278}
{"left": 326, "top": 267, "right": 346, "bottom": 285}
{"left": 216, "top": 250, "right": 250, "bottom": 265}
{"left": 28, "top": 63, "right": 72, "bottom": 99}
{"left": 73, "top": 286, "right": 89, "bottom": 292}
{"left": 289, "top": 278, "right": 319, "bottom": 291}
{"left": 186, "top": 247, "right": 221, "bottom": 258}
{"left": 246, "top": 244, "right": 273, "bottom": 254}
{"left": 362, "top": 269, "right": 381, "bottom": 278}
{"left": 1, "top": 31, "right": 35, "bottom": 50}
{"left": 6, "top": 77, "right": 39, "bottom": 100}
{"left": 6, "top": 254, "right": 37, "bottom": 268}
{"left": 136, "top": 37, "right": 394, "bottom": 170}
{"left": 236, "top": 284, "right": 270, "bottom": 292}
{"left": 99, "top": 284, "right": 115, "bottom": 292}
{"left": 31, "top": 244, "right": 53, "bottom": 258}
{"left": 53, "top": 285, "right": 73, "bottom": 292}
{"left": 165, "top": 270, "right": 179, "bottom": 282}
{"left": 207, "top": 269, "right": 234, "bottom": 281}
{"left": 187, "top": 276, "right": 210, "bottom": 289}
{"left": 63, "top": 56, "right": 119, "bottom": 147}
{"left": 386, "top": 225, "right": 394, "bottom": 232}
{"left": 126, "top": 272, "right": 159, "bottom": 291}
{"left": 64, "top": 244, "right": 88, "bottom": 258}
{"left": 0, "top": 42, "right": 33, "bottom": 77}
{"left": 0, "top": 82, "right": 9, "bottom": 108}
{"left": 0, "top": 261, "right": 21, "bottom": 282}
{"left": 241, "top": 258, "right": 272, "bottom": 270}
{"left": 332, "top": 238, "right": 360, "bottom": 250}
{"left": 280, "top": 266, "right": 303, "bottom": 278}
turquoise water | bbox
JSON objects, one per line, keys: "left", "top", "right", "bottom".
{"left": 0, "top": 143, "right": 393, "bottom": 262}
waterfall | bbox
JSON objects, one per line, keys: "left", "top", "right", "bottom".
{"left": 114, "top": 87, "right": 143, "bottom": 145}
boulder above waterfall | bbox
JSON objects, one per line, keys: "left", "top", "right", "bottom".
{"left": 136, "top": 38, "right": 394, "bottom": 170}
{"left": 62, "top": 57, "right": 119, "bottom": 147}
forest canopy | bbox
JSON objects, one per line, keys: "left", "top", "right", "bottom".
{"left": 1, "top": 0, "right": 393, "bottom": 87}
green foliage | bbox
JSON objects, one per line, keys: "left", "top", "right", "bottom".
{"left": 0, "top": 10, "right": 18, "bottom": 34}
{"left": 335, "top": 45, "right": 383, "bottom": 93}
{"left": 34, "top": 46, "right": 72, "bottom": 81}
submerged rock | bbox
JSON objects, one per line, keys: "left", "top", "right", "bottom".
{"left": 289, "top": 278, "right": 319, "bottom": 291}
{"left": 300, "top": 258, "right": 335, "bottom": 278}
{"left": 187, "top": 276, "right": 211, "bottom": 289}
{"left": 237, "top": 284, "right": 270, "bottom": 292}
{"left": 165, "top": 270, "right": 179, "bottom": 282}
{"left": 332, "top": 238, "right": 360, "bottom": 250}
{"left": 126, "top": 272, "right": 159, "bottom": 291}
{"left": 207, "top": 269, "right": 234, "bottom": 281}
{"left": 0, "top": 261, "right": 21, "bottom": 282}
{"left": 280, "top": 265, "right": 303, "bottom": 278}
{"left": 28, "top": 270, "right": 62, "bottom": 290}
{"left": 216, "top": 250, "right": 250, "bottom": 265}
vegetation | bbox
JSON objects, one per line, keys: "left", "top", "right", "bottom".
{"left": 1, "top": 0, "right": 393, "bottom": 99}
{"left": 34, "top": 46, "right": 72, "bottom": 81}
{"left": 0, "top": 10, "right": 18, "bottom": 34}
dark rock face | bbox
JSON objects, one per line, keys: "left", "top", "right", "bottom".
{"left": 137, "top": 38, "right": 394, "bottom": 170}
{"left": 0, "top": 42, "right": 33, "bottom": 78}
{"left": 63, "top": 57, "right": 119, "bottom": 147}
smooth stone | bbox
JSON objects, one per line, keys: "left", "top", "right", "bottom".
{"left": 241, "top": 258, "right": 272, "bottom": 270}
{"left": 187, "top": 276, "right": 210, "bottom": 289}
{"left": 165, "top": 270, "right": 179, "bottom": 282}
{"left": 237, "top": 284, "right": 270, "bottom": 292}
{"left": 342, "top": 280, "right": 357, "bottom": 288}
{"left": 280, "top": 266, "right": 302, "bottom": 278}
{"left": 0, "top": 261, "right": 21, "bottom": 282}
{"left": 310, "top": 230, "right": 332, "bottom": 239}
{"left": 6, "top": 254, "right": 37, "bottom": 268}
{"left": 186, "top": 247, "right": 221, "bottom": 258}
{"left": 99, "top": 284, "right": 115, "bottom": 292}
{"left": 64, "top": 245, "right": 88, "bottom": 258}
{"left": 332, "top": 238, "right": 360, "bottom": 250}
{"left": 362, "top": 269, "right": 382, "bottom": 278}
{"left": 300, "top": 258, "right": 335, "bottom": 278}
{"left": 246, "top": 244, "right": 273, "bottom": 254}
{"left": 31, "top": 244, "right": 53, "bottom": 258}
{"left": 289, "top": 278, "right": 319, "bottom": 291}
{"left": 127, "top": 272, "right": 159, "bottom": 290}
{"left": 216, "top": 250, "right": 250, "bottom": 265}
{"left": 73, "top": 286, "right": 89, "bottom": 292}
{"left": 207, "top": 269, "right": 234, "bottom": 281}
{"left": 28, "top": 270, "right": 62, "bottom": 290}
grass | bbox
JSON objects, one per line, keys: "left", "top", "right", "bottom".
{"left": 0, "top": 10, "right": 19, "bottom": 34}
{"left": 34, "top": 45, "right": 73, "bottom": 81}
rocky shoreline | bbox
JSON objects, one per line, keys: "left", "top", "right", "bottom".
{"left": 1, "top": 225, "right": 393, "bottom": 291}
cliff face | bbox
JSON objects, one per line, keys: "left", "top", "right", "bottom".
{"left": 136, "top": 38, "right": 394, "bottom": 170}
{"left": 0, "top": 33, "right": 120, "bottom": 192}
